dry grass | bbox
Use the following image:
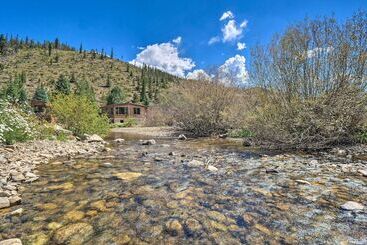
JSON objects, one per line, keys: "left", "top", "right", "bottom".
{"left": 0, "top": 48, "right": 143, "bottom": 103}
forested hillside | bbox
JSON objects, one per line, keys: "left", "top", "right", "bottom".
{"left": 0, "top": 35, "right": 179, "bottom": 104}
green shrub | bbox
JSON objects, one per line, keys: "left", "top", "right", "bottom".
{"left": 228, "top": 129, "right": 253, "bottom": 138}
{"left": 51, "top": 94, "right": 110, "bottom": 137}
{"left": 111, "top": 118, "right": 138, "bottom": 128}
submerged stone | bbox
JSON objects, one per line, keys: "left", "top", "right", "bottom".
{"left": 53, "top": 223, "right": 93, "bottom": 244}
{"left": 113, "top": 172, "right": 142, "bottom": 181}
{"left": 340, "top": 201, "right": 364, "bottom": 211}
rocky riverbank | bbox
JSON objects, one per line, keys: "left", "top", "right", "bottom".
{"left": 0, "top": 136, "right": 108, "bottom": 215}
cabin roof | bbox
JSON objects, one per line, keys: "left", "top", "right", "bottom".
{"left": 103, "top": 102, "right": 148, "bottom": 108}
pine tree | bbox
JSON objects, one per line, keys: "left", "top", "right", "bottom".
{"left": 75, "top": 80, "right": 95, "bottom": 101}
{"left": 54, "top": 38, "right": 59, "bottom": 49}
{"left": 110, "top": 48, "right": 114, "bottom": 59}
{"left": 106, "top": 86, "right": 124, "bottom": 105}
{"left": 33, "top": 85, "right": 49, "bottom": 102}
{"left": 2, "top": 74, "right": 28, "bottom": 104}
{"left": 79, "top": 43, "right": 83, "bottom": 54}
{"left": 48, "top": 43, "right": 52, "bottom": 56}
{"left": 54, "top": 74, "right": 71, "bottom": 95}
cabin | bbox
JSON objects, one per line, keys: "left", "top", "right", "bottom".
{"left": 102, "top": 102, "right": 148, "bottom": 123}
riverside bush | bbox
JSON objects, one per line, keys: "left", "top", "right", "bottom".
{"left": 51, "top": 94, "right": 110, "bottom": 137}
{"left": 0, "top": 100, "right": 35, "bottom": 144}
{"left": 249, "top": 11, "right": 367, "bottom": 148}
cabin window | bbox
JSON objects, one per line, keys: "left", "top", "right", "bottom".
{"left": 115, "top": 107, "right": 128, "bottom": 115}
{"left": 133, "top": 107, "right": 141, "bottom": 115}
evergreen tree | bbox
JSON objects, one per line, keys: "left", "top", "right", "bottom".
{"left": 110, "top": 48, "right": 114, "bottom": 59}
{"left": 2, "top": 74, "right": 28, "bottom": 104}
{"left": 54, "top": 75, "right": 71, "bottom": 95}
{"left": 48, "top": 43, "right": 52, "bottom": 56}
{"left": 54, "top": 38, "right": 59, "bottom": 49}
{"left": 106, "top": 86, "right": 124, "bottom": 105}
{"left": 75, "top": 80, "right": 96, "bottom": 101}
{"left": 33, "top": 85, "right": 49, "bottom": 102}
{"left": 79, "top": 43, "right": 83, "bottom": 54}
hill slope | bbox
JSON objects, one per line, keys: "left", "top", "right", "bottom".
{"left": 0, "top": 37, "right": 179, "bottom": 104}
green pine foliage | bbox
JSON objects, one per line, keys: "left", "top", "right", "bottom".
{"left": 106, "top": 86, "right": 125, "bottom": 105}
{"left": 33, "top": 85, "right": 49, "bottom": 102}
{"left": 54, "top": 75, "right": 71, "bottom": 95}
{"left": 1, "top": 73, "right": 28, "bottom": 104}
{"left": 75, "top": 80, "right": 96, "bottom": 102}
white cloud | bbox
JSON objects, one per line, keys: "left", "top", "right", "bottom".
{"left": 218, "top": 55, "right": 249, "bottom": 86}
{"left": 306, "top": 47, "right": 334, "bottom": 58}
{"left": 237, "top": 42, "right": 246, "bottom": 51}
{"left": 220, "top": 11, "right": 234, "bottom": 21}
{"left": 208, "top": 36, "right": 220, "bottom": 45}
{"left": 222, "top": 19, "right": 247, "bottom": 42}
{"left": 172, "top": 36, "right": 182, "bottom": 44}
{"left": 130, "top": 39, "right": 195, "bottom": 77}
{"left": 186, "top": 69, "right": 211, "bottom": 81}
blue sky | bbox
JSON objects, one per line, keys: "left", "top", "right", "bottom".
{"left": 0, "top": 0, "right": 366, "bottom": 79}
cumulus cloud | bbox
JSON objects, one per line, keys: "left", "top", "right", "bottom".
{"left": 220, "top": 11, "right": 234, "bottom": 21}
{"left": 237, "top": 42, "right": 246, "bottom": 51}
{"left": 218, "top": 55, "right": 249, "bottom": 86}
{"left": 186, "top": 69, "right": 211, "bottom": 81}
{"left": 222, "top": 20, "right": 246, "bottom": 42}
{"left": 130, "top": 38, "right": 195, "bottom": 77}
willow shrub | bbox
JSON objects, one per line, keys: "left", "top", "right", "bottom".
{"left": 51, "top": 94, "right": 110, "bottom": 137}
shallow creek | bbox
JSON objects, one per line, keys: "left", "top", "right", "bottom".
{"left": 0, "top": 133, "right": 366, "bottom": 244}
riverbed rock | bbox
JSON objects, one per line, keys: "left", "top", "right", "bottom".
{"left": 113, "top": 172, "right": 142, "bottom": 181}
{"left": 165, "top": 219, "right": 183, "bottom": 236}
{"left": 102, "top": 162, "right": 113, "bottom": 168}
{"left": 178, "top": 134, "right": 187, "bottom": 140}
{"left": 86, "top": 134, "right": 104, "bottom": 143}
{"left": 0, "top": 197, "right": 10, "bottom": 209}
{"left": 53, "top": 223, "right": 93, "bottom": 244}
{"left": 0, "top": 238, "right": 22, "bottom": 245}
{"left": 141, "top": 139, "right": 156, "bottom": 145}
{"left": 358, "top": 169, "right": 367, "bottom": 177}
{"left": 8, "top": 196, "right": 21, "bottom": 205}
{"left": 186, "top": 160, "right": 205, "bottom": 167}
{"left": 64, "top": 210, "right": 85, "bottom": 221}
{"left": 113, "top": 138, "right": 125, "bottom": 143}
{"left": 295, "top": 179, "right": 311, "bottom": 185}
{"left": 207, "top": 165, "right": 218, "bottom": 172}
{"left": 340, "top": 201, "right": 364, "bottom": 211}
{"left": 0, "top": 155, "right": 7, "bottom": 164}
{"left": 10, "top": 208, "right": 23, "bottom": 216}
{"left": 10, "top": 172, "right": 25, "bottom": 182}
{"left": 185, "top": 218, "right": 202, "bottom": 235}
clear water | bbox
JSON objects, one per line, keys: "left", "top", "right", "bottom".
{"left": 0, "top": 133, "right": 366, "bottom": 244}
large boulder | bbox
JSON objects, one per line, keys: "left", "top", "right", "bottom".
{"left": 0, "top": 197, "right": 10, "bottom": 209}
{"left": 341, "top": 201, "right": 364, "bottom": 211}
{"left": 86, "top": 134, "right": 104, "bottom": 143}
{"left": 0, "top": 239, "right": 22, "bottom": 245}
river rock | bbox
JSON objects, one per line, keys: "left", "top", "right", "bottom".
{"left": 141, "top": 139, "right": 156, "bottom": 145}
{"left": 10, "top": 208, "right": 23, "bottom": 216}
{"left": 113, "top": 138, "right": 125, "bottom": 143}
{"left": 53, "top": 223, "right": 93, "bottom": 244}
{"left": 113, "top": 172, "right": 142, "bottom": 181}
{"left": 178, "top": 134, "right": 187, "bottom": 140}
{"left": 207, "top": 165, "right": 218, "bottom": 172}
{"left": 340, "top": 201, "right": 364, "bottom": 211}
{"left": 86, "top": 134, "right": 104, "bottom": 143}
{"left": 358, "top": 169, "right": 367, "bottom": 177}
{"left": 10, "top": 172, "right": 25, "bottom": 182}
{"left": 64, "top": 210, "right": 85, "bottom": 221}
{"left": 102, "top": 162, "right": 113, "bottom": 168}
{"left": 185, "top": 218, "right": 202, "bottom": 235}
{"left": 8, "top": 196, "right": 21, "bottom": 205}
{"left": 186, "top": 160, "right": 204, "bottom": 167}
{"left": 0, "top": 155, "right": 7, "bottom": 164}
{"left": 0, "top": 197, "right": 10, "bottom": 209}
{"left": 0, "top": 238, "right": 22, "bottom": 245}
{"left": 165, "top": 219, "right": 183, "bottom": 236}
